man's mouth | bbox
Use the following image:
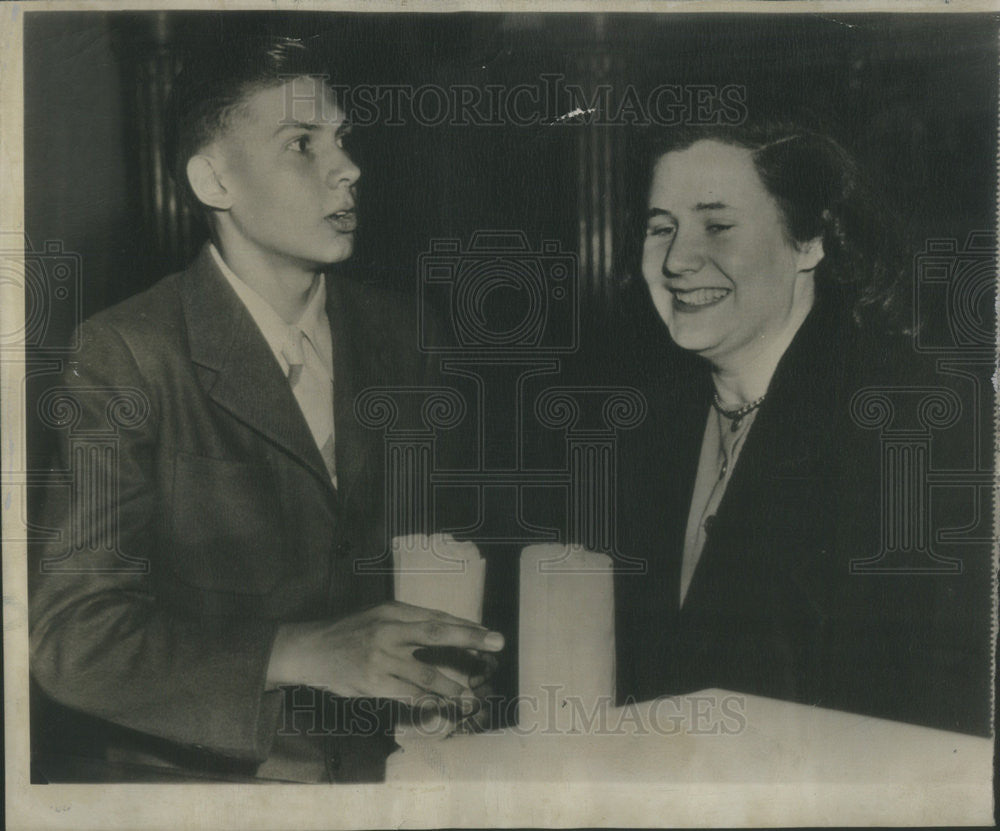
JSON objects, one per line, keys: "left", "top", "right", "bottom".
{"left": 326, "top": 210, "right": 357, "bottom": 233}
{"left": 669, "top": 287, "right": 731, "bottom": 309}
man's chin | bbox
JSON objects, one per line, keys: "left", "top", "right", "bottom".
{"left": 314, "top": 240, "right": 355, "bottom": 268}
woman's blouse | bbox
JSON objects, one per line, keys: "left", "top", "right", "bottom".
{"left": 679, "top": 405, "right": 759, "bottom": 604}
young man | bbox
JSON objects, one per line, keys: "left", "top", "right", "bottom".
{"left": 29, "top": 36, "right": 503, "bottom": 783}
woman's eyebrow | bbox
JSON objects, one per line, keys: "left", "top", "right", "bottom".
{"left": 695, "top": 201, "right": 733, "bottom": 211}
{"left": 647, "top": 203, "right": 734, "bottom": 220}
{"left": 646, "top": 207, "right": 675, "bottom": 221}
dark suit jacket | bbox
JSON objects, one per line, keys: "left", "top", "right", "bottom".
{"left": 29, "top": 244, "right": 435, "bottom": 781}
{"left": 612, "top": 296, "right": 993, "bottom": 736}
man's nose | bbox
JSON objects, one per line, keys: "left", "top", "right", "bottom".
{"left": 663, "top": 228, "right": 704, "bottom": 276}
{"left": 327, "top": 150, "right": 361, "bottom": 189}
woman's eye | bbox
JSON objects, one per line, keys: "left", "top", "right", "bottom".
{"left": 706, "top": 223, "right": 733, "bottom": 234}
{"left": 288, "top": 135, "right": 311, "bottom": 153}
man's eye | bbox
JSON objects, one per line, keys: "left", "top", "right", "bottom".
{"left": 336, "top": 126, "right": 353, "bottom": 149}
{"left": 287, "top": 135, "right": 311, "bottom": 153}
{"left": 646, "top": 225, "right": 676, "bottom": 238}
{"left": 706, "top": 223, "right": 733, "bottom": 234}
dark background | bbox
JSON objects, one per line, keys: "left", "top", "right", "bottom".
{"left": 23, "top": 11, "right": 998, "bottom": 744}
{"left": 24, "top": 12, "right": 998, "bottom": 316}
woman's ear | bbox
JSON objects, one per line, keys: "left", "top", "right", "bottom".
{"left": 795, "top": 234, "right": 825, "bottom": 274}
{"left": 795, "top": 209, "right": 832, "bottom": 274}
{"left": 186, "top": 154, "right": 232, "bottom": 211}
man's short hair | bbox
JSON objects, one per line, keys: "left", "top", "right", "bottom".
{"left": 164, "top": 35, "right": 332, "bottom": 216}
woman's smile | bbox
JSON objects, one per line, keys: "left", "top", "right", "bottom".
{"left": 669, "top": 286, "right": 732, "bottom": 310}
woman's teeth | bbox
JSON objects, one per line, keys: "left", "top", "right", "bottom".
{"left": 672, "top": 288, "right": 730, "bottom": 307}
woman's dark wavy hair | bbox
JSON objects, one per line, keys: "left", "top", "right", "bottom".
{"left": 165, "top": 35, "right": 331, "bottom": 219}
{"left": 639, "top": 119, "right": 908, "bottom": 333}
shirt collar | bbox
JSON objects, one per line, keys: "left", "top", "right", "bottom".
{"left": 296, "top": 270, "right": 328, "bottom": 352}
{"left": 210, "top": 244, "right": 331, "bottom": 377}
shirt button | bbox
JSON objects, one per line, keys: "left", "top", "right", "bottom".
{"left": 704, "top": 515, "right": 716, "bottom": 536}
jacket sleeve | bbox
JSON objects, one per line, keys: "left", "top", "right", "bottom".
{"left": 28, "top": 319, "right": 283, "bottom": 763}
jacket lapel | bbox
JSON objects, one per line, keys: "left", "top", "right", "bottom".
{"left": 624, "top": 350, "right": 710, "bottom": 613}
{"left": 326, "top": 272, "right": 387, "bottom": 511}
{"left": 658, "top": 364, "right": 712, "bottom": 613}
{"left": 179, "top": 245, "right": 334, "bottom": 491}
{"left": 714, "top": 303, "right": 843, "bottom": 527}
{"left": 682, "top": 303, "right": 846, "bottom": 610}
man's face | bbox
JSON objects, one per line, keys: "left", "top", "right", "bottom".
{"left": 641, "top": 139, "right": 817, "bottom": 367}
{"left": 208, "top": 76, "right": 359, "bottom": 269}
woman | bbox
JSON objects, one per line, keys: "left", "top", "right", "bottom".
{"left": 612, "top": 120, "right": 991, "bottom": 736}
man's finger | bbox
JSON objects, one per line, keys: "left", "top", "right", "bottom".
{"left": 399, "top": 620, "right": 504, "bottom": 652}
{"left": 385, "top": 601, "right": 490, "bottom": 631}
{"left": 475, "top": 651, "right": 500, "bottom": 675}
{"left": 389, "top": 656, "right": 470, "bottom": 700}
{"left": 375, "top": 675, "right": 441, "bottom": 708}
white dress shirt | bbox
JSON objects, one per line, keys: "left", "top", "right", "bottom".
{"left": 210, "top": 244, "right": 336, "bottom": 484}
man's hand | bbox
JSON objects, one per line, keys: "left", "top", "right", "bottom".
{"left": 264, "top": 601, "right": 505, "bottom": 708}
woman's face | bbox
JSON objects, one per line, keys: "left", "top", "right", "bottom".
{"left": 641, "top": 139, "right": 822, "bottom": 368}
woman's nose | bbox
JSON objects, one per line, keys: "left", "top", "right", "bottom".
{"left": 663, "top": 229, "right": 704, "bottom": 276}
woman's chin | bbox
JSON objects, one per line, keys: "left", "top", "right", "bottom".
{"left": 666, "top": 326, "right": 725, "bottom": 357}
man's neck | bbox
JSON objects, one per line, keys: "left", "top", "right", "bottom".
{"left": 213, "top": 235, "right": 320, "bottom": 325}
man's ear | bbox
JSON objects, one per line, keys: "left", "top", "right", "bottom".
{"left": 186, "top": 155, "right": 232, "bottom": 211}
{"left": 795, "top": 235, "right": 825, "bottom": 274}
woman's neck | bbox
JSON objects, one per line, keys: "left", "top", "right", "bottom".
{"left": 710, "top": 284, "right": 816, "bottom": 406}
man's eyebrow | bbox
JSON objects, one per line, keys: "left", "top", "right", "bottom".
{"left": 272, "top": 120, "right": 353, "bottom": 138}
{"left": 273, "top": 121, "right": 320, "bottom": 137}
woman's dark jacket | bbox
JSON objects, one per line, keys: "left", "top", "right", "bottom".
{"left": 608, "top": 291, "right": 992, "bottom": 736}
